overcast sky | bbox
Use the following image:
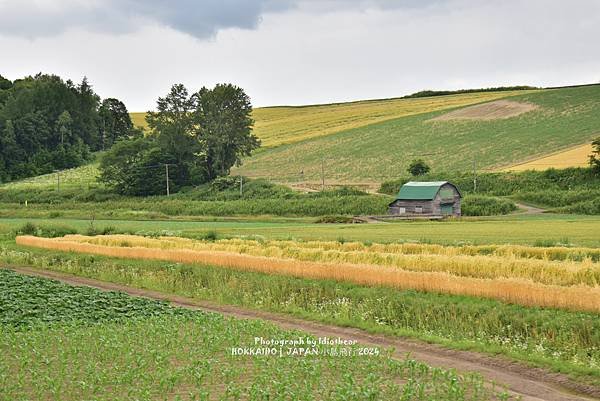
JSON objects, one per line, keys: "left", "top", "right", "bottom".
{"left": 1, "top": 0, "right": 599, "bottom": 111}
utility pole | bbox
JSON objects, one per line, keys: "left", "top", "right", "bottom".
{"left": 165, "top": 164, "right": 170, "bottom": 196}
{"left": 472, "top": 158, "right": 477, "bottom": 193}
{"left": 321, "top": 157, "right": 325, "bottom": 191}
{"left": 55, "top": 170, "right": 61, "bottom": 193}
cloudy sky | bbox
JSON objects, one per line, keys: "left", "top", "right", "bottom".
{"left": 1, "top": 0, "right": 599, "bottom": 111}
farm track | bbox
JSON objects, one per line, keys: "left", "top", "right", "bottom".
{"left": 6, "top": 265, "right": 599, "bottom": 401}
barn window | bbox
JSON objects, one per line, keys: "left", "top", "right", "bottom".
{"left": 415, "top": 206, "right": 423, "bottom": 213}
{"left": 399, "top": 207, "right": 406, "bottom": 214}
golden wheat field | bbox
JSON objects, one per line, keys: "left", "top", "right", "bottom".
{"left": 130, "top": 90, "right": 531, "bottom": 148}
{"left": 16, "top": 235, "right": 600, "bottom": 312}
{"left": 506, "top": 143, "right": 594, "bottom": 171}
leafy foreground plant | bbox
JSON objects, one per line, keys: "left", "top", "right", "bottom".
{"left": 0, "top": 270, "right": 514, "bottom": 401}
{"left": 0, "top": 269, "right": 185, "bottom": 328}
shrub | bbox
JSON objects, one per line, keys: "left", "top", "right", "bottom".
{"left": 314, "top": 215, "right": 355, "bottom": 224}
{"left": 462, "top": 196, "right": 517, "bottom": 216}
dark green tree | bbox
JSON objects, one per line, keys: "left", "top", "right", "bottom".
{"left": 99, "top": 83, "right": 259, "bottom": 195}
{"left": 0, "top": 73, "right": 129, "bottom": 181}
{"left": 0, "top": 75, "right": 11, "bottom": 90}
{"left": 99, "top": 98, "right": 134, "bottom": 149}
{"left": 407, "top": 159, "right": 431, "bottom": 176}
{"left": 195, "top": 83, "right": 259, "bottom": 180}
{"left": 590, "top": 138, "right": 600, "bottom": 173}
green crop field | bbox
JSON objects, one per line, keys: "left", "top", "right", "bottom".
{"left": 2, "top": 214, "right": 600, "bottom": 247}
{"left": 0, "top": 269, "right": 516, "bottom": 401}
{"left": 234, "top": 85, "right": 600, "bottom": 182}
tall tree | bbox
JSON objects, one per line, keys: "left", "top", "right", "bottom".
{"left": 194, "top": 84, "right": 259, "bottom": 180}
{"left": 99, "top": 98, "right": 134, "bottom": 149}
{"left": 56, "top": 110, "right": 72, "bottom": 146}
{"left": 146, "top": 84, "right": 197, "bottom": 161}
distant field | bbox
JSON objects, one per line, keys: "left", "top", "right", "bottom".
{"left": 234, "top": 85, "right": 600, "bottom": 182}
{"left": 130, "top": 90, "right": 531, "bottom": 148}
{"left": 506, "top": 143, "right": 594, "bottom": 171}
{"left": 2, "top": 214, "right": 600, "bottom": 247}
{"left": 0, "top": 162, "right": 100, "bottom": 190}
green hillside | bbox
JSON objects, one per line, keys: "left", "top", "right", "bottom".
{"left": 233, "top": 85, "right": 600, "bottom": 183}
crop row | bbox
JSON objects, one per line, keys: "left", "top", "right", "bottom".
{"left": 63, "top": 234, "right": 600, "bottom": 286}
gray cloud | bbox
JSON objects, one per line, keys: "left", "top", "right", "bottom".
{"left": 0, "top": 0, "right": 445, "bottom": 39}
{"left": 0, "top": 0, "right": 296, "bottom": 39}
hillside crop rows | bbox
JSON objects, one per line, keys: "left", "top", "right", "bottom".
{"left": 16, "top": 234, "right": 600, "bottom": 312}
{"left": 234, "top": 85, "right": 600, "bottom": 182}
{"left": 130, "top": 90, "right": 528, "bottom": 148}
{"left": 0, "top": 269, "right": 515, "bottom": 401}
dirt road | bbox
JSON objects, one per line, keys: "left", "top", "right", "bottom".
{"left": 5, "top": 266, "right": 599, "bottom": 401}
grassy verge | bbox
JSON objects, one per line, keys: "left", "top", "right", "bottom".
{"left": 1, "top": 242, "right": 598, "bottom": 388}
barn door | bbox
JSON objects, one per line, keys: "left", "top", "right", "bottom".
{"left": 441, "top": 204, "right": 453, "bottom": 215}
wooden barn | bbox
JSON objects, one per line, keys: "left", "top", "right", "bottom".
{"left": 388, "top": 181, "right": 461, "bottom": 217}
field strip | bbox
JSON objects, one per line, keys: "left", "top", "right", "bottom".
{"left": 16, "top": 235, "right": 600, "bottom": 312}
{"left": 4, "top": 265, "right": 598, "bottom": 401}
{"left": 503, "top": 143, "right": 594, "bottom": 171}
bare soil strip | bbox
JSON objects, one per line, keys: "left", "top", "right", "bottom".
{"left": 5, "top": 266, "right": 599, "bottom": 401}
{"left": 432, "top": 100, "right": 538, "bottom": 121}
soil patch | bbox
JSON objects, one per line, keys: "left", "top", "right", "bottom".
{"left": 432, "top": 100, "right": 539, "bottom": 121}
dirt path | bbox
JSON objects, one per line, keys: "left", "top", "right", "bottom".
{"left": 514, "top": 202, "right": 547, "bottom": 214}
{"left": 6, "top": 266, "right": 599, "bottom": 401}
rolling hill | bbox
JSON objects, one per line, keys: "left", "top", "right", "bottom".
{"left": 130, "top": 90, "right": 532, "bottom": 147}
{"left": 231, "top": 85, "right": 600, "bottom": 183}
{"left": 3, "top": 85, "right": 598, "bottom": 192}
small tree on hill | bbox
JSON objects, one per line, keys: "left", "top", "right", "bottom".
{"left": 590, "top": 138, "right": 600, "bottom": 173}
{"left": 407, "top": 159, "right": 431, "bottom": 176}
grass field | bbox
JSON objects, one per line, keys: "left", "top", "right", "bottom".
{"left": 0, "top": 162, "right": 101, "bottom": 190}
{"left": 2, "top": 270, "right": 514, "bottom": 401}
{"left": 2, "top": 214, "right": 599, "bottom": 246}
{"left": 234, "top": 85, "right": 600, "bottom": 182}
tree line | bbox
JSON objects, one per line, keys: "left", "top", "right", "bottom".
{"left": 98, "top": 83, "right": 260, "bottom": 195}
{"left": 0, "top": 73, "right": 137, "bottom": 182}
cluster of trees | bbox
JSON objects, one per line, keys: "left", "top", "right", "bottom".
{"left": 0, "top": 73, "right": 137, "bottom": 182}
{"left": 402, "top": 86, "right": 537, "bottom": 99}
{"left": 99, "top": 83, "right": 260, "bottom": 196}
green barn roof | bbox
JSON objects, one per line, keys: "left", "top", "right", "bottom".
{"left": 395, "top": 181, "right": 459, "bottom": 200}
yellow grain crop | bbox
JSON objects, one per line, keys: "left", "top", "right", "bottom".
{"left": 504, "top": 143, "right": 594, "bottom": 171}
{"left": 56, "top": 235, "right": 600, "bottom": 287}
{"left": 16, "top": 235, "right": 600, "bottom": 312}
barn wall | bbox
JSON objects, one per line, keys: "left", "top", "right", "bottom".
{"left": 388, "top": 200, "right": 436, "bottom": 215}
{"left": 388, "top": 182, "right": 462, "bottom": 216}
